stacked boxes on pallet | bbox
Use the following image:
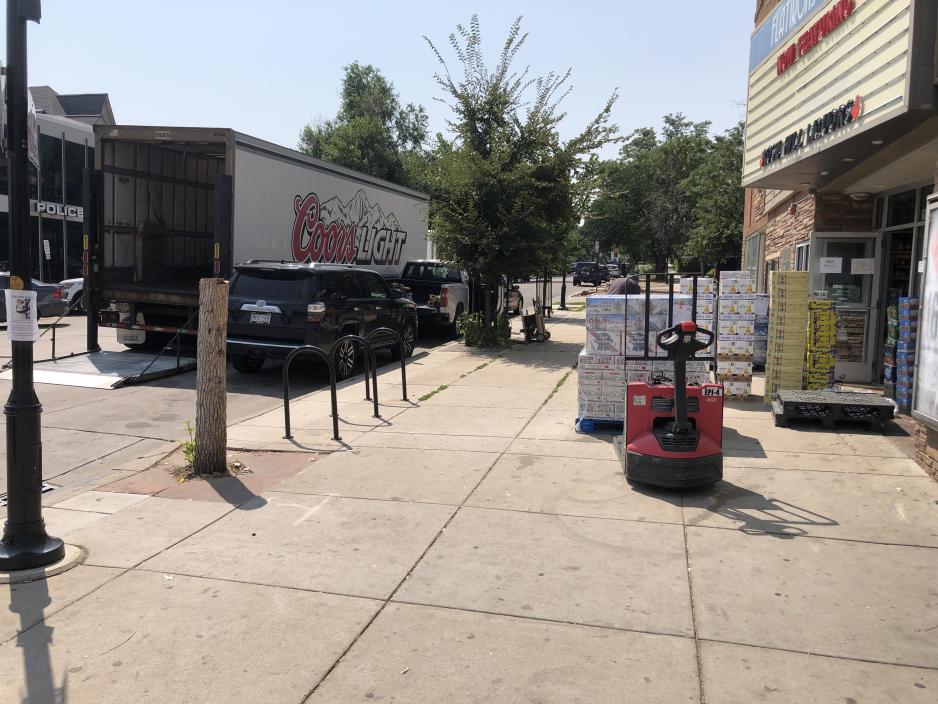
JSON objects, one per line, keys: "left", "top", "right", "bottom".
{"left": 625, "top": 291, "right": 711, "bottom": 385}
{"left": 753, "top": 294, "right": 769, "bottom": 367}
{"left": 804, "top": 300, "right": 836, "bottom": 390}
{"left": 717, "top": 271, "right": 755, "bottom": 399}
{"left": 895, "top": 297, "right": 918, "bottom": 412}
{"left": 579, "top": 295, "right": 626, "bottom": 422}
{"left": 680, "top": 277, "right": 718, "bottom": 360}
{"left": 764, "top": 271, "right": 809, "bottom": 404}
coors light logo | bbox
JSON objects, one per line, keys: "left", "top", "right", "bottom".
{"left": 291, "top": 188, "right": 408, "bottom": 267}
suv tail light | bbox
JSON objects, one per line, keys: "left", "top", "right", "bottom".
{"left": 53, "top": 288, "right": 62, "bottom": 299}
{"left": 307, "top": 302, "right": 326, "bottom": 322}
{"left": 439, "top": 287, "right": 449, "bottom": 308}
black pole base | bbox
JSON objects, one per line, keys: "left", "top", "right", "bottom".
{"left": 0, "top": 530, "right": 65, "bottom": 572}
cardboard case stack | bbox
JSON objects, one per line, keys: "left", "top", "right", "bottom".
{"left": 764, "top": 271, "right": 809, "bottom": 405}
{"left": 717, "top": 271, "right": 755, "bottom": 399}
{"left": 753, "top": 294, "right": 770, "bottom": 367}
{"left": 804, "top": 300, "right": 836, "bottom": 390}
{"left": 579, "top": 295, "right": 627, "bottom": 422}
{"left": 889, "top": 297, "right": 918, "bottom": 411}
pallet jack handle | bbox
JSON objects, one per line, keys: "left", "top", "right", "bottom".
{"left": 656, "top": 321, "right": 714, "bottom": 431}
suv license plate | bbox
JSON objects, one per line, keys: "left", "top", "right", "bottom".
{"left": 250, "top": 312, "right": 271, "bottom": 325}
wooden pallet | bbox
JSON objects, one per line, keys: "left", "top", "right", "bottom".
{"left": 772, "top": 390, "right": 895, "bottom": 432}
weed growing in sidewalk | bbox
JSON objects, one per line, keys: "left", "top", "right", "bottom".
{"left": 182, "top": 422, "right": 196, "bottom": 467}
{"left": 544, "top": 370, "right": 572, "bottom": 404}
{"left": 418, "top": 384, "right": 448, "bottom": 402}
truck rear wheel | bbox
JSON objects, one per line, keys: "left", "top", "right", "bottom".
{"left": 391, "top": 322, "right": 416, "bottom": 361}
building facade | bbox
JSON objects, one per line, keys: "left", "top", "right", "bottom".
{"left": 741, "top": 0, "right": 938, "bottom": 471}
{"left": 0, "top": 88, "right": 114, "bottom": 282}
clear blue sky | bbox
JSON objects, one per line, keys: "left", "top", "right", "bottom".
{"left": 9, "top": 0, "right": 755, "bottom": 159}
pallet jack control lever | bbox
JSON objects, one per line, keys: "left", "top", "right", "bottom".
{"left": 655, "top": 322, "right": 715, "bottom": 432}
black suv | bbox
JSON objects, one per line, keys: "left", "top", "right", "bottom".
{"left": 226, "top": 261, "right": 418, "bottom": 378}
{"left": 572, "top": 262, "right": 607, "bottom": 286}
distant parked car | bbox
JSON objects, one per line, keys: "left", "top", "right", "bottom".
{"left": 606, "top": 263, "right": 621, "bottom": 278}
{"left": 0, "top": 273, "right": 66, "bottom": 322}
{"left": 572, "top": 262, "right": 606, "bottom": 287}
{"left": 59, "top": 277, "right": 85, "bottom": 314}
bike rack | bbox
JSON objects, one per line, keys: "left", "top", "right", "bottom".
{"left": 333, "top": 334, "right": 380, "bottom": 418}
{"left": 283, "top": 345, "right": 340, "bottom": 441}
{"left": 367, "top": 326, "right": 409, "bottom": 402}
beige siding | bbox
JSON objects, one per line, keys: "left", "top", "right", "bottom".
{"left": 743, "top": 0, "right": 913, "bottom": 184}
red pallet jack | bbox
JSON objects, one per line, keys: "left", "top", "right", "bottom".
{"left": 624, "top": 321, "right": 724, "bottom": 489}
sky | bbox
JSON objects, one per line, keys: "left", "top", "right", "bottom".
{"left": 6, "top": 0, "right": 756, "bottom": 160}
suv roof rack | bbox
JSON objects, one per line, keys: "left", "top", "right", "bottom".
{"left": 235, "top": 259, "right": 356, "bottom": 271}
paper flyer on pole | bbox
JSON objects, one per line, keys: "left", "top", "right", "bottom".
{"left": 4, "top": 289, "right": 40, "bottom": 342}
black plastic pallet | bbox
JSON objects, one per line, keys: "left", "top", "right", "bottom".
{"left": 772, "top": 390, "right": 895, "bottom": 432}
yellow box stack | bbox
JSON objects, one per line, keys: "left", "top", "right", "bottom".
{"left": 804, "top": 300, "right": 836, "bottom": 390}
{"left": 764, "top": 271, "right": 809, "bottom": 405}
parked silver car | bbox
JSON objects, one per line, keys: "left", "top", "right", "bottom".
{"left": 0, "top": 273, "right": 67, "bottom": 322}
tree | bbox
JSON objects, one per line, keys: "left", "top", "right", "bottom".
{"left": 683, "top": 122, "right": 745, "bottom": 265}
{"left": 425, "top": 16, "right": 618, "bottom": 325}
{"left": 298, "top": 62, "right": 430, "bottom": 188}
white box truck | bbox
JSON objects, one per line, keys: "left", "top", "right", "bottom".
{"left": 85, "top": 125, "right": 429, "bottom": 349}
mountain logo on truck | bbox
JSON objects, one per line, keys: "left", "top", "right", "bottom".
{"left": 292, "top": 188, "right": 408, "bottom": 267}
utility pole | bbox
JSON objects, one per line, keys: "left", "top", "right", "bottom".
{"left": 0, "top": 0, "right": 64, "bottom": 572}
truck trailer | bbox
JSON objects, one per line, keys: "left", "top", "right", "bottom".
{"left": 83, "top": 125, "right": 429, "bottom": 350}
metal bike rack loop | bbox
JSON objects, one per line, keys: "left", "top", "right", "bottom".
{"left": 367, "top": 326, "right": 409, "bottom": 402}
{"left": 283, "top": 345, "right": 340, "bottom": 441}
{"left": 333, "top": 334, "right": 380, "bottom": 418}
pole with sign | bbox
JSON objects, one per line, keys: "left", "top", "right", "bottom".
{"left": 0, "top": 0, "right": 65, "bottom": 572}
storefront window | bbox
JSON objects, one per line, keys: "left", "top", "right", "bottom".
{"left": 795, "top": 243, "right": 810, "bottom": 271}
{"left": 41, "top": 217, "right": 65, "bottom": 282}
{"left": 66, "top": 221, "right": 83, "bottom": 279}
{"left": 39, "top": 133, "right": 63, "bottom": 204}
{"left": 886, "top": 189, "right": 917, "bottom": 228}
{"left": 65, "top": 141, "right": 86, "bottom": 206}
{"left": 919, "top": 186, "right": 934, "bottom": 223}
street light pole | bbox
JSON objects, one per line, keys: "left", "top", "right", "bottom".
{"left": 0, "top": 0, "right": 63, "bottom": 572}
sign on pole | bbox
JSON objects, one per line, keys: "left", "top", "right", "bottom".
{"left": 26, "top": 86, "right": 38, "bottom": 168}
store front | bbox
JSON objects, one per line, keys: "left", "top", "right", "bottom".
{"left": 0, "top": 112, "right": 94, "bottom": 282}
{"left": 741, "top": 0, "right": 938, "bottom": 384}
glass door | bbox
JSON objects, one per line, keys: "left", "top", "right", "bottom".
{"left": 810, "top": 233, "right": 881, "bottom": 383}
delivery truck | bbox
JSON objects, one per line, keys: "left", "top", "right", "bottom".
{"left": 84, "top": 125, "right": 429, "bottom": 350}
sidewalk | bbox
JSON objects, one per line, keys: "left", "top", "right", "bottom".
{"left": 2, "top": 308, "right": 937, "bottom": 702}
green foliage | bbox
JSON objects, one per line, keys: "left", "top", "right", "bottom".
{"left": 424, "top": 16, "right": 619, "bottom": 311}
{"left": 298, "top": 62, "right": 430, "bottom": 189}
{"left": 182, "top": 422, "right": 195, "bottom": 467}
{"left": 581, "top": 115, "right": 743, "bottom": 271}
{"left": 457, "top": 311, "right": 512, "bottom": 347}
{"left": 635, "top": 263, "right": 656, "bottom": 274}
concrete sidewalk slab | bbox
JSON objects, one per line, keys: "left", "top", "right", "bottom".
{"left": 142, "top": 492, "right": 453, "bottom": 599}
{"left": 687, "top": 526, "right": 938, "bottom": 667}
{"left": 467, "top": 454, "right": 683, "bottom": 524}
{"left": 450, "top": 364, "right": 567, "bottom": 389}
{"left": 273, "top": 446, "right": 498, "bottom": 504}
{"left": 700, "top": 641, "right": 938, "bottom": 704}
{"left": 0, "top": 571, "right": 379, "bottom": 704}
{"left": 395, "top": 506, "right": 693, "bottom": 636}
{"left": 518, "top": 409, "right": 613, "bottom": 443}
{"left": 354, "top": 431, "right": 514, "bottom": 453}
{"left": 371, "top": 405, "right": 537, "bottom": 437}
{"left": 41, "top": 507, "right": 109, "bottom": 535}
{"left": 0, "top": 565, "right": 121, "bottom": 643}
{"left": 684, "top": 466, "right": 938, "bottom": 545}
{"left": 309, "top": 603, "right": 701, "bottom": 704}
{"left": 840, "top": 431, "right": 916, "bottom": 458}
{"left": 723, "top": 448, "right": 925, "bottom": 475}
{"left": 506, "top": 437, "right": 618, "bottom": 461}
{"left": 237, "top": 401, "right": 409, "bottom": 430}
{"left": 722, "top": 420, "right": 851, "bottom": 454}
{"left": 53, "top": 490, "right": 149, "bottom": 514}
{"left": 65, "top": 497, "right": 233, "bottom": 568}
{"left": 225, "top": 424, "right": 366, "bottom": 452}
{"left": 421, "top": 384, "right": 552, "bottom": 409}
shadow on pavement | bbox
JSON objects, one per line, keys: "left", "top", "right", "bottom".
{"left": 684, "top": 480, "right": 838, "bottom": 539}
{"left": 9, "top": 576, "right": 65, "bottom": 703}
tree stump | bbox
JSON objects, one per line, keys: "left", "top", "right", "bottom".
{"left": 194, "top": 277, "right": 228, "bottom": 475}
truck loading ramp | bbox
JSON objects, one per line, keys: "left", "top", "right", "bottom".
{"left": 0, "top": 350, "right": 196, "bottom": 389}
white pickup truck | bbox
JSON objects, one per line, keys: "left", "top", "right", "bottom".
{"left": 391, "top": 259, "right": 470, "bottom": 332}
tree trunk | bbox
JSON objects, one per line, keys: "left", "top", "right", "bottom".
{"left": 194, "top": 277, "right": 228, "bottom": 475}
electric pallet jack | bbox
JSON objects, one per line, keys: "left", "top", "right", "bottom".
{"left": 624, "top": 321, "right": 724, "bottom": 489}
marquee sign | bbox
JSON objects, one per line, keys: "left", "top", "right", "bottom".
{"left": 760, "top": 95, "right": 862, "bottom": 167}
{"left": 776, "top": 0, "right": 854, "bottom": 75}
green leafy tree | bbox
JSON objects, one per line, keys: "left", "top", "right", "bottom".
{"left": 425, "top": 16, "right": 618, "bottom": 325}
{"left": 683, "top": 122, "right": 745, "bottom": 265}
{"left": 298, "top": 62, "right": 430, "bottom": 188}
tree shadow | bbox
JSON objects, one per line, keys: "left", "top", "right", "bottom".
{"left": 683, "top": 479, "right": 838, "bottom": 539}
{"left": 203, "top": 474, "right": 268, "bottom": 510}
{"left": 8, "top": 575, "right": 67, "bottom": 703}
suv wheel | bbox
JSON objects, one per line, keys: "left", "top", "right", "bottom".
{"left": 334, "top": 338, "right": 358, "bottom": 380}
{"left": 573, "top": 278, "right": 580, "bottom": 286}
{"left": 392, "top": 322, "right": 416, "bottom": 361}
{"left": 232, "top": 354, "right": 264, "bottom": 374}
